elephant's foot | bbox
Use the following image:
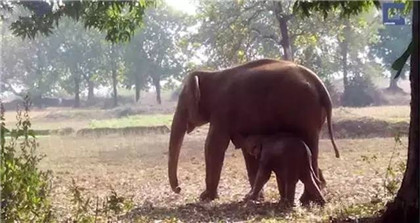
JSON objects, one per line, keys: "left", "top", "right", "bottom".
{"left": 299, "top": 193, "right": 326, "bottom": 207}
{"left": 278, "top": 199, "right": 295, "bottom": 209}
{"left": 299, "top": 192, "right": 311, "bottom": 206}
{"left": 243, "top": 192, "right": 259, "bottom": 202}
{"left": 243, "top": 190, "right": 264, "bottom": 202}
{"left": 199, "top": 190, "right": 218, "bottom": 201}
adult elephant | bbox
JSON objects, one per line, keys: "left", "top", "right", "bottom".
{"left": 168, "top": 59, "right": 339, "bottom": 201}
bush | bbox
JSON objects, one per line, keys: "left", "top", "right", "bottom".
{"left": 0, "top": 97, "right": 53, "bottom": 222}
{"left": 0, "top": 97, "right": 135, "bottom": 222}
{"left": 66, "top": 179, "right": 133, "bottom": 222}
{"left": 341, "top": 74, "right": 387, "bottom": 107}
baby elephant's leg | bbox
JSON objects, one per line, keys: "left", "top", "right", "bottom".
{"left": 245, "top": 167, "right": 271, "bottom": 201}
{"left": 284, "top": 175, "right": 298, "bottom": 206}
{"left": 275, "top": 172, "right": 285, "bottom": 202}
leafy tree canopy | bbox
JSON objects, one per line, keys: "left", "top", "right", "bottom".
{"left": 2, "top": 0, "right": 157, "bottom": 43}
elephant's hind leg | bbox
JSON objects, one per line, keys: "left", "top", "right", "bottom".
{"left": 302, "top": 171, "right": 326, "bottom": 206}
{"left": 200, "top": 123, "right": 230, "bottom": 201}
{"left": 300, "top": 133, "right": 321, "bottom": 205}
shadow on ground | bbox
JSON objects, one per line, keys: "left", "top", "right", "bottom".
{"left": 122, "top": 201, "right": 380, "bottom": 222}
{"left": 123, "top": 201, "right": 290, "bottom": 222}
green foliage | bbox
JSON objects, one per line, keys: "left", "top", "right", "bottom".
{"left": 360, "top": 133, "right": 406, "bottom": 199}
{"left": 122, "top": 5, "right": 188, "bottom": 98}
{"left": 0, "top": 97, "right": 53, "bottom": 222}
{"left": 370, "top": 19, "right": 411, "bottom": 80}
{"left": 1, "top": 17, "right": 63, "bottom": 99}
{"left": 69, "top": 178, "right": 94, "bottom": 222}
{"left": 294, "top": 0, "right": 414, "bottom": 88}
{"left": 383, "top": 133, "right": 406, "bottom": 196}
{"left": 193, "top": 0, "right": 288, "bottom": 68}
{"left": 7, "top": 0, "right": 157, "bottom": 43}
{"left": 293, "top": 1, "right": 380, "bottom": 19}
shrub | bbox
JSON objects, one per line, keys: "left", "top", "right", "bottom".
{"left": 0, "top": 97, "right": 53, "bottom": 222}
{"left": 66, "top": 179, "right": 133, "bottom": 222}
{"left": 341, "top": 74, "right": 387, "bottom": 107}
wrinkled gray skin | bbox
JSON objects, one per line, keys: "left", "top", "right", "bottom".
{"left": 236, "top": 133, "right": 326, "bottom": 206}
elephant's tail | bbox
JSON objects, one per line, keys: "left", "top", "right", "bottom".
{"left": 322, "top": 85, "right": 340, "bottom": 158}
{"left": 298, "top": 64, "right": 339, "bottom": 158}
{"left": 303, "top": 143, "right": 323, "bottom": 186}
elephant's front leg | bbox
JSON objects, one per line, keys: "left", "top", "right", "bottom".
{"left": 199, "top": 124, "right": 230, "bottom": 201}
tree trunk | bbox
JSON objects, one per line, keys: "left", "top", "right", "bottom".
{"left": 74, "top": 76, "right": 80, "bottom": 108}
{"left": 112, "top": 69, "right": 118, "bottom": 107}
{"left": 381, "top": 2, "right": 419, "bottom": 222}
{"left": 279, "top": 18, "right": 292, "bottom": 61}
{"left": 341, "top": 21, "right": 350, "bottom": 90}
{"left": 135, "top": 75, "right": 141, "bottom": 103}
{"left": 387, "top": 75, "right": 404, "bottom": 92}
{"left": 153, "top": 76, "right": 162, "bottom": 104}
{"left": 273, "top": 2, "right": 293, "bottom": 61}
{"left": 87, "top": 79, "right": 94, "bottom": 104}
{"left": 111, "top": 44, "right": 118, "bottom": 108}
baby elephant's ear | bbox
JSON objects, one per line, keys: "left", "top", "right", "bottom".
{"left": 252, "top": 144, "right": 262, "bottom": 159}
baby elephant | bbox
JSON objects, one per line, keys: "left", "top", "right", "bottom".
{"left": 235, "top": 133, "right": 326, "bottom": 206}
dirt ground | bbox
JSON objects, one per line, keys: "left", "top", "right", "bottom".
{"left": 1, "top": 100, "right": 409, "bottom": 222}
{"left": 38, "top": 128, "right": 407, "bottom": 222}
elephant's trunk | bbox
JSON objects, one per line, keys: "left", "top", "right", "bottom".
{"left": 168, "top": 106, "right": 187, "bottom": 193}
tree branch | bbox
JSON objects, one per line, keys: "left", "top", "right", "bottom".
{"left": 250, "top": 27, "right": 280, "bottom": 44}
{"left": 290, "top": 30, "right": 305, "bottom": 40}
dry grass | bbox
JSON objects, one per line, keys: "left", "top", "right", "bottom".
{"left": 333, "top": 106, "right": 409, "bottom": 123}
{"left": 37, "top": 129, "right": 407, "bottom": 222}
{"left": 3, "top": 105, "right": 409, "bottom": 132}
{"left": 2, "top": 105, "right": 408, "bottom": 221}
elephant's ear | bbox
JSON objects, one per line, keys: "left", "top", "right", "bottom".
{"left": 244, "top": 135, "right": 262, "bottom": 158}
{"left": 254, "top": 143, "right": 262, "bottom": 159}
{"left": 192, "top": 75, "right": 200, "bottom": 103}
{"left": 186, "top": 74, "right": 201, "bottom": 133}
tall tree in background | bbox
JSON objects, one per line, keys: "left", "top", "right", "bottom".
{"left": 194, "top": 0, "right": 382, "bottom": 107}
{"left": 294, "top": 1, "right": 418, "bottom": 222}
{"left": 53, "top": 19, "right": 107, "bottom": 107}
{"left": 194, "top": 0, "right": 304, "bottom": 67}
{"left": 1, "top": 22, "right": 61, "bottom": 102}
{"left": 123, "top": 5, "right": 187, "bottom": 104}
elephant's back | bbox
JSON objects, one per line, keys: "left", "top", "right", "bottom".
{"left": 214, "top": 60, "right": 325, "bottom": 135}
{"left": 218, "top": 59, "right": 321, "bottom": 92}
